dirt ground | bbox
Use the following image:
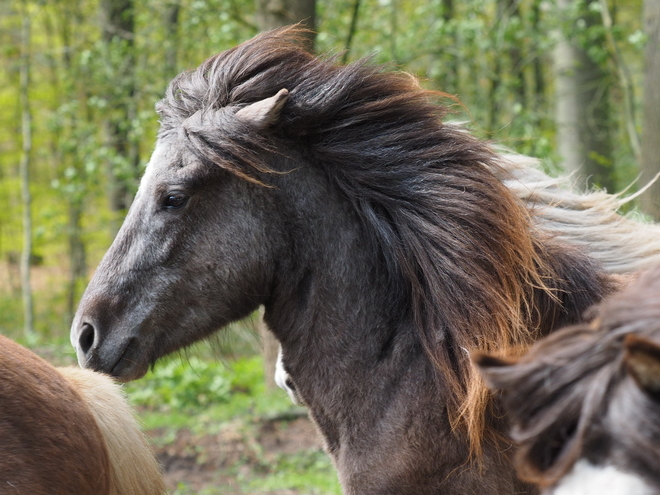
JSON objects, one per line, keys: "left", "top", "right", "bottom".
{"left": 151, "top": 415, "right": 328, "bottom": 494}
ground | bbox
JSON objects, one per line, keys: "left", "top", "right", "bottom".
{"left": 152, "top": 415, "right": 330, "bottom": 494}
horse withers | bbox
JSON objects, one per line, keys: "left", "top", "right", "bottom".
{"left": 71, "top": 27, "right": 660, "bottom": 494}
{"left": 0, "top": 335, "right": 165, "bottom": 495}
{"left": 476, "top": 265, "right": 660, "bottom": 494}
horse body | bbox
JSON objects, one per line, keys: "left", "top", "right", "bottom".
{"left": 0, "top": 335, "right": 165, "bottom": 495}
{"left": 476, "top": 264, "right": 660, "bottom": 494}
{"left": 71, "top": 28, "right": 660, "bottom": 493}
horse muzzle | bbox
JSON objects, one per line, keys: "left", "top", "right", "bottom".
{"left": 71, "top": 320, "right": 149, "bottom": 382}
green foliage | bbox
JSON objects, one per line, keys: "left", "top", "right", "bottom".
{"left": 244, "top": 450, "right": 341, "bottom": 495}
{"left": 125, "top": 354, "right": 294, "bottom": 421}
{"left": 126, "top": 356, "right": 233, "bottom": 411}
{"left": 1, "top": 2, "right": 652, "bottom": 491}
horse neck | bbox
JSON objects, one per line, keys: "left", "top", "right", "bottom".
{"left": 260, "top": 161, "right": 533, "bottom": 492}
{"left": 265, "top": 173, "right": 418, "bottom": 382}
{"left": 264, "top": 162, "right": 438, "bottom": 437}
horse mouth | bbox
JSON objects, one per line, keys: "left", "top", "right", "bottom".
{"left": 109, "top": 340, "right": 149, "bottom": 382}
{"left": 82, "top": 337, "right": 149, "bottom": 382}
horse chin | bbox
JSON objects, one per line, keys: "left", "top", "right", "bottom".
{"left": 79, "top": 336, "right": 151, "bottom": 383}
{"left": 110, "top": 356, "right": 150, "bottom": 383}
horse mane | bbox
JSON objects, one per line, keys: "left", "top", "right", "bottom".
{"left": 475, "top": 264, "right": 660, "bottom": 487}
{"left": 499, "top": 153, "right": 660, "bottom": 274}
{"left": 157, "top": 26, "right": 614, "bottom": 457}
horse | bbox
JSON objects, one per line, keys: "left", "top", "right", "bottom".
{"left": 70, "top": 27, "right": 660, "bottom": 494}
{"left": 475, "top": 262, "right": 660, "bottom": 495}
{"left": 0, "top": 335, "right": 165, "bottom": 495}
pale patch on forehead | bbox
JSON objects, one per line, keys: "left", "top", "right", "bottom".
{"left": 141, "top": 136, "right": 202, "bottom": 189}
{"left": 142, "top": 139, "right": 172, "bottom": 186}
{"left": 551, "top": 460, "right": 654, "bottom": 495}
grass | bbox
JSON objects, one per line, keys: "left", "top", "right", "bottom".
{"left": 243, "top": 450, "right": 341, "bottom": 495}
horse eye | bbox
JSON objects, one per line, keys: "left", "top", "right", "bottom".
{"left": 163, "top": 192, "right": 188, "bottom": 210}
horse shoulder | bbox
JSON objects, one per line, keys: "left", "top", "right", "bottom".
{"left": 57, "top": 367, "right": 167, "bottom": 495}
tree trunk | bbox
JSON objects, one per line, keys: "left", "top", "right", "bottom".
{"left": 255, "top": 0, "right": 316, "bottom": 49}
{"left": 489, "top": 1, "right": 505, "bottom": 132}
{"left": 342, "top": 0, "right": 361, "bottom": 64}
{"left": 100, "top": 0, "right": 138, "bottom": 229}
{"left": 531, "top": 1, "right": 546, "bottom": 109}
{"left": 258, "top": 308, "right": 279, "bottom": 390}
{"left": 553, "top": 0, "right": 614, "bottom": 191}
{"left": 163, "top": 0, "right": 181, "bottom": 79}
{"left": 640, "top": 0, "right": 660, "bottom": 219}
{"left": 19, "top": 2, "right": 35, "bottom": 342}
{"left": 49, "top": 4, "right": 89, "bottom": 327}
{"left": 255, "top": 0, "right": 316, "bottom": 388}
{"left": 507, "top": 0, "right": 526, "bottom": 107}
{"left": 66, "top": 201, "right": 87, "bottom": 325}
{"left": 440, "top": 0, "right": 457, "bottom": 94}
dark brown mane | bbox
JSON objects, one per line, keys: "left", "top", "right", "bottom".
{"left": 157, "top": 26, "right": 613, "bottom": 456}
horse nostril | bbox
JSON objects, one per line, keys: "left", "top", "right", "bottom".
{"left": 78, "top": 323, "right": 96, "bottom": 355}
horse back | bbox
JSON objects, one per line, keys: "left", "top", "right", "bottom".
{"left": 0, "top": 334, "right": 112, "bottom": 495}
{"left": 58, "top": 367, "right": 166, "bottom": 495}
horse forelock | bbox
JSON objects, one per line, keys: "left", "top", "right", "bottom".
{"left": 157, "top": 26, "right": 570, "bottom": 458}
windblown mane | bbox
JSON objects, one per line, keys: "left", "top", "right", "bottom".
{"left": 499, "top": 153, "right": 660, "bottom": 273}
{"left": 476, "top": 264, "right": 660, "bottom": 488}
{"left": 157, "top": 26, "right": 614, "bottom": 455}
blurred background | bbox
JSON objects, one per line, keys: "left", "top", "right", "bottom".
{"left": 0, "top": 0, "right": 659, "bottom": 493}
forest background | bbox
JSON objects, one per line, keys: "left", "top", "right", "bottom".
{"left": 1, "top": 0, "right": 660, "bottom": 492}
{"left": 1, "top": 0, "right": 660, "bottom": 344}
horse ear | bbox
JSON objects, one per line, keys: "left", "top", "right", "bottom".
{"left": 235, "top": 88, "right": 289, "bottom": 129}
{"left": 472, "top": 352, "right": 518, "bottom": 391}
{"left": 624, "top": 334, "right": 660, "bottom": 397}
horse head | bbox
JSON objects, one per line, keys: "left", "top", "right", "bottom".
{"left": 72, "top": 84, "right": 293, "bottom": 380}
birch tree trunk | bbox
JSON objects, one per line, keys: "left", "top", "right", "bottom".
{"left": 554, "top": 0, "right": 614, "bottom": 191}
{"left": 50, "top": 5, "right": 90, "bottom": 326}
{"left": 640, "top": 0, "right": 660, "bottom": 219}
{"left": 255, "top": 0, "right": 316, "bottom": 389}
{"left": 19, "top": 3, "right": 35, "bottom": 341}
{"left": 441, "top": 0, "right": 457, "bottom": 94}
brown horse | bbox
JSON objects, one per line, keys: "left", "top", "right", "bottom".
{"left": 476, "top": 263, "right": 660, "bottom": 494}
{"left": 0, "top": 335, "right": 165, "bottom": 495}
{"left": 70, "top": 27, "right": 660, "bottom": 493}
